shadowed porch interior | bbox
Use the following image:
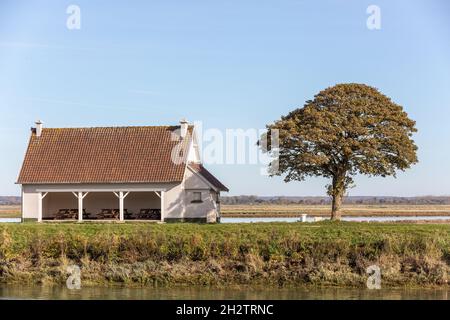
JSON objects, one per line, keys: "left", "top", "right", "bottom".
{"left": 42, "top": 191, "right": 161, "bottom": 221}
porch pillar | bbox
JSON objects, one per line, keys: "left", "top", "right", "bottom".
{"left": 160, "top": 191, "right": 165, "bottom": 222}
{"left": 119, "top": 191, "right": 124, "bottom": 221}
{"left": 79, "top": 192, "right": 89, "bottom": 222}
{"left": 38, "top": 192, "right": 43, "bottom": 222}
{"left": 78, "top": 192, "right": 83, "bottom": 222}
{"left": 114, "top": 192, "right": 130, "bottom": 222}
{"left": 73, "top": 192, "right": 89, "bottom": 222}
{"left": 38, "top": 192, "right": 48, "bottom": 222}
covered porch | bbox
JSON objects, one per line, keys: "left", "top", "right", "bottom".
{"left": 38, "top": 190, "right": 165, "bottom": 222}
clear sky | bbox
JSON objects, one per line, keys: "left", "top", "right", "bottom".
{"left": 1, "top": 0, "right": 450, "bottom": 197}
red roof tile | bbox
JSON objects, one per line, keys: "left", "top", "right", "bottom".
{"left": 17, "top": 126, "right": 193, "bottom": 184}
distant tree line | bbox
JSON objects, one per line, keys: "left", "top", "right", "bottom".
{"left": 221, "top": 196, "right": 450, "bottom": 205}
{"left": 0, "top": 196, "right": 21, "bottom": 205}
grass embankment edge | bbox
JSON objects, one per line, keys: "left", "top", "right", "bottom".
{"left": 0, "top": 222, "right": 449, "bottom": 288}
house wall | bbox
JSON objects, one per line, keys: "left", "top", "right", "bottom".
{"left": 163, "top": 167, "right": 220, "bottom": 223}
{"left": 183, "top": 189, "right": 218, "bottom": 223}
{"left": 164, "top": 182, "right": 185, "bottom": 219}
{"left": 22, "top": 188, "right": 39, "bottom": 220}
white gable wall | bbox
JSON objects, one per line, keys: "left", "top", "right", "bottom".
{"left": 164, "top": 166, "right": 220, "bottom": 222}
{"left": 183, "top": 167, "right": 219, "bottom": 222}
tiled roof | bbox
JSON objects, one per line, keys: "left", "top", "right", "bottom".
{"left": 188, "top": 163, "right": 229, "bottom": 192}
{"left": 17, "top": 126, "right": 193, "bottom": 184}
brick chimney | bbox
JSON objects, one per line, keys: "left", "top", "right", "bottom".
{"left": 180, "top": 118, "right": 188, "bottom": 138}
{"left": 35, "top": 120, "right": 43, "bottom": 137}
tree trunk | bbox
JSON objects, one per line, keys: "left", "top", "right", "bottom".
{"left": 331, "top": 192, "right": 343, "bottom": 220}
{"left": 330, "top": 173, "right": 346, "bottom": 221}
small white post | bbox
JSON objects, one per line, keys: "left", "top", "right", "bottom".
{"left": 160, "top": 191, "right": 165, "bottom": 222}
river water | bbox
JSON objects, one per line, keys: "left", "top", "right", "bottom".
{"left": 221, "top": 216, "right": 450, "bottom": 223}
{"left": 0, "top": 285, "right": 448, "bottom": 300}
{"left": 0, "top": 218, "right": 21, "bottom": 223}
{"left": 1, "top": 216, "right": 450, "bottom": 224}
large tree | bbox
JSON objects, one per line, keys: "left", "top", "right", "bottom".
{"left": 261, "top": 83, "right": 418, "bottom": 220}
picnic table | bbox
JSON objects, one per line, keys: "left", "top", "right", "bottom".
{"left": 82, "top": 210, "right": 92, "bottom": 219}
{"left": 97, "top": 209, "right": 133, "bottom": 220}
{"left": 97, "top": 209, "right": 119, "bottom": 220}
{"left": 55, "top": 209, "right": 91, "bottom": 220}
{"left": 137, "top": 208, "right": 161, "bottom": 220}
{"left": 55, "top": 209, "right": 73, "bottom": 220}
{"left": 124, "top": 210, "right": 134, "bottom": 219}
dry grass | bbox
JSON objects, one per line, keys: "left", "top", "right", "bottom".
{"left": 222, "top": 204, "right": 450, "bottom": 217}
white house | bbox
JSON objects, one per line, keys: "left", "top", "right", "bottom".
{"left": 16, "top": 120, "right": 228, "bottom": 223}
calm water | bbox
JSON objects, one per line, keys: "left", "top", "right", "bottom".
{"left": 0, "top": 285, "right": 448, "bottom": 300}
{"left": 2, "top": 217, "right": 450, "bottom": 224}
{"left": 221, "top": 216, "right": 450, "bottom": 223}
{"left": 0, "top": 218, "right": 21, "bottom": 223}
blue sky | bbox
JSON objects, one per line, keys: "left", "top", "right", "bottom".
{"left": 1, "top": 0, "right": 450, "bottom": 196}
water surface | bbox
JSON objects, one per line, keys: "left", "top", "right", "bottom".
{"left": 2, "top": 217, "right": 449, "bottom": 224}
{"left": 0, "top": 218, "right": 21, "bottom": 223}
{"left": 0, "top": 285, "right": 448, "bottom": 300}
{"left": 221, "top": 216, "right": 450, "bottom": 223}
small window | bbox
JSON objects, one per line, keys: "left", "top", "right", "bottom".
{"left": 191, "top": 192, "right": 202, "bottom": 203}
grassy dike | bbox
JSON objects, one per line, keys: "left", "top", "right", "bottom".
{"left": 0, "top": 222, "right": 449, "bottom": 287}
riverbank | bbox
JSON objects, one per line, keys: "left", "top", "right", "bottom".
{"left": 0, "top": 222, "right": 449, "bottom": 287}
{"left": 221, "top": 204, "right": 450, "bottom": 217}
